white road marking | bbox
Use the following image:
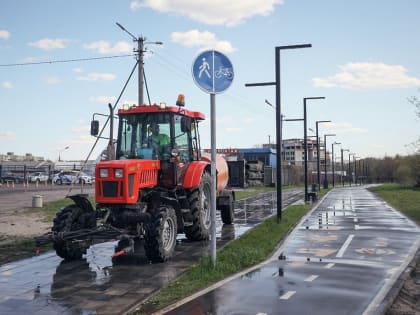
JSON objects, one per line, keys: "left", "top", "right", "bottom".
{"left": 336, "top": 234, "right": 354, "bottom": 258}
{"left": 355, "top": 224, "right": 360, "bottom": 230}
{"left": 325, "top": 263, "right": 335, "bottom": 269}
{"left": 256, "top": 313, "right": 267, "bottom": 315}
{"left": 279, "top": 291, "right": 296, "bottom": 300}
{"left": 305, "top": 275, "right": 319, "bottom": 282}
{"left": 353, "top": 218, "right": 358, "bottom": 223}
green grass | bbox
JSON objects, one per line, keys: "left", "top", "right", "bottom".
{"left": 138, "top": 202, "right": 312, "bottom": 314}
{"left": 368, "top": 183, "right": 420, "bottom": 225}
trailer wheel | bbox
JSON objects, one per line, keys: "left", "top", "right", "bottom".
{"left": 220, "top": 194, "right": 235, "bottom": 225}
{"left": 52, "top": 204, "right": 96, "bottom": 261}
{"left": 185, "top": 172, "right": 211, "bottom": 241}
{"left": 144, "top": 205, "right": 177, "bottom": 263}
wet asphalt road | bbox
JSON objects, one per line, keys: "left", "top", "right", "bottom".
{"left": 0, "top": 188, "right": 302, "bottom": 315}
{"left": 160, "top": 186, "right": 420, "bottom": 315}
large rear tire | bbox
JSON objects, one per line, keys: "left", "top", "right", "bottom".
{"left": 185, "top": 172, "right": 212, "bottom": 241}
{"left": 52, "top": 204, "right": 96, "bottom": 261}
{"left": 144, "top": 205, "right": 177, "bottom": 263}
{"left": 220, "top": 194, "right": 235, "bottom": 225}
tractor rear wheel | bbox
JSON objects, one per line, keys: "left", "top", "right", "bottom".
{"left": 220, "top": 194, "right": 235, "bottom": 225}
{"left": 185, "top": 172, "right": 212, "bottom": 241}
{"left": 52, "top": 204, "right": 96, "bottom": 260}
{"left": 144, "top": 205, "right": 177, "bottom": 263}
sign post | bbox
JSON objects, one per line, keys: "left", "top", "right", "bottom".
{"left": 192, "top": 50, "right": 234, "bottom": 266}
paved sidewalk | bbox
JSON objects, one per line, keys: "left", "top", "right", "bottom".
{"left": 161, "top": 186, "right": 420, "bottom": 315}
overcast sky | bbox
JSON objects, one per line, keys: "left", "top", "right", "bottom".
{"left": 1, "top": 0, "right": 419, "bottom": 161}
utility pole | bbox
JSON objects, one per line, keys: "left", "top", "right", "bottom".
{"left": 116, "top": 23, "right": 162, "bottom": 106}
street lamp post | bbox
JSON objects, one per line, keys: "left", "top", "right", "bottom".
{"left": 331, "top": 142, "right": 341, "bottom": 187}
{"left": 354, "top": 156, "right": 360, "bottom": 185}
{"left": 245, "top": 43, "right": 312, "bottom": 223}
{"left": 323, "top": 134, "right": 336, "bottom": 189}
{"left": 341, "top": 148, "right": 349, "bottom": 186}
{"left": 58, "top": 146, "right": 69, "bottom": 162}
{"left": 303, "top": 97, "right": 325, "bottom": 202}
{"left": 349, "top": 153, "right": 355, "bottom": 186}
{"left": 315, "top": 120, "right": 331, "bottom": 189}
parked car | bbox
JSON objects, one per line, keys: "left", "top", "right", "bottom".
{"left": 53, "top": 170, "right": 94, "bottom": 185}
{"left": 29, "top": 172, "right": 49, "bottom": 183}
{"left": 0, "top": 173, "right": 25, "bottom": 184}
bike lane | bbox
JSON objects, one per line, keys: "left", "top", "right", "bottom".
{"left": 159, "top": 186, "right": 420, "bottom": 315}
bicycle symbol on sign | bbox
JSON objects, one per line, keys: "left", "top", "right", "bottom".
{"left": 215, "top": 66, "right": 233, "bottom": 80}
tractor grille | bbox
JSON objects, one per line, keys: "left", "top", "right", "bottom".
{"left": 102, "top": 181, "right": 119, "bottom": 197}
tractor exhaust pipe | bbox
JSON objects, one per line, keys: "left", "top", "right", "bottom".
{"left": 107, "top": 103, "right": 116, "bottom": 160}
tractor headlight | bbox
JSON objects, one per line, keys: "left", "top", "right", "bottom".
{"left": 99, "top": 168, "right": 109, "bottom": 178}
{"left": 114, "top": 168, "right": 124, "bottom": 178}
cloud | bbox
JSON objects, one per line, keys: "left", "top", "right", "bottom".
{"left": 171, "top": 29, "right": 235, "bottom": 53}
{"left": 0, "top": 30, "right": 10, "bottom": 40}
{"left": 77, "top": 73, "right": 116, "bottom": 81}
{"left": 323, "top": 122, "right": 368, "bottom": 134}
{"left": 0, "top": 131, "right": 16, "bottom": 140}
{"left": 28, "top": 38, "right": 71, "bottom": 50}
{"left": 225, "top": 127, "right": 242, "bottom": 133}
{"left": 2, "top": 81, "right": 13, "bottom": 89}
{"left": 46, "top": 77, "right": 61, "bottom": 85}
{"left": 72, "top": 67, "right": 84, "bottom": 73}
{"left": 84, "top": 40, "right": 132, "bottom": 54}
{"left": 130, "top": 0, "right": 284, "bottom": 26}
{"left": 71, "top": 126, "right": 90, "bottom": 133}
{"left": 312, "top": 62, "right": 420, "bottom": 89}
{"left": 89, "top": 96, "right": 117, "bottom": 103}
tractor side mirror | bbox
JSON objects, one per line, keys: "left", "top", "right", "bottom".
{"left": 181, "top": 117, "right": 191, "bottom": 133}
{"left": 91, "top": 120, "right": 99, "bottom": 136}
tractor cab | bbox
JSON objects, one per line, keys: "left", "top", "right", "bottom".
{"left": 116, "top": 108, "right": 199, "bottom": 163}
{"left": 114, "top": 100, "right": 206, "bottom": 189}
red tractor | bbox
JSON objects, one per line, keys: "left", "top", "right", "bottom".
{"left": 39, "top": 97, "right": 235, "bottom": 263}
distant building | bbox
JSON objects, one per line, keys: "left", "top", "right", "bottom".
{"left": 0, "top": 152, "right": 45, "bottom": 162}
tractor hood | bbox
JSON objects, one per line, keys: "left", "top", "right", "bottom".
{"left": 95, "top": 159, "right": 160, "bottom": 204}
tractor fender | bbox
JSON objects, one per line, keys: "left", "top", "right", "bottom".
{"left": 183, "top": 161, "right": 210, "bottom": 189}
{"left": 67, "top": 194, "right": 95, "bottom": 212}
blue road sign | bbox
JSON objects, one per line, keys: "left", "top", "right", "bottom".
{"left": 192, "top": 50, "right": 234, "bottom": 94}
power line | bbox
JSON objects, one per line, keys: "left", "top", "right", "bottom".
{"left": 0, "top": 54, "right": 135, "bottom": 67}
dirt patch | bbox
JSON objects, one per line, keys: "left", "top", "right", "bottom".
{"left": 386, "top": 253, "right": 420, "bottom": 315}
{"left": 0, "top": 208, "right": 50, "bottom": 240}
{"left": 0, "top": 208, "right": 50, "bottom": 242}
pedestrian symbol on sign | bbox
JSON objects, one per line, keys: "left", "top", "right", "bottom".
{"left": 199, "top": 58, "right": 211, "bottom": 78}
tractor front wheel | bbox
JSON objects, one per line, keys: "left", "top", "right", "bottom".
{"left": 52, "top": 204, "right": 96, "bottom": 261}
{"left": 144, "top": 205, "right": 177, "bottom": 263}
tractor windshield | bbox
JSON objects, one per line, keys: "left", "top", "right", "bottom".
{"left": 116, "top": 111, "right": 200, "bottom": 162}
{"left": 116, "top": 112, "right": 172, "bottom": 160}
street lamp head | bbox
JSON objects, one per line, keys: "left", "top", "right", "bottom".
{"left": 265, "top": 99, "right": 274, "bottom": 107}
{"left": 316, "top": 120, "right": 331, "bottom": 125}
{"left": 276, "top": 44, "right": 312, "bottom": 51}
{"left": 304, "top": 96, "right": 326, "bottom": 101}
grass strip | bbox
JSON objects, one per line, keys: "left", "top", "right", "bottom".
{"left": 138, "top": 202, "right": 312, "bottom": 314}
{"left": 368, "top": 183, "right": 420, "bottom": 225}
